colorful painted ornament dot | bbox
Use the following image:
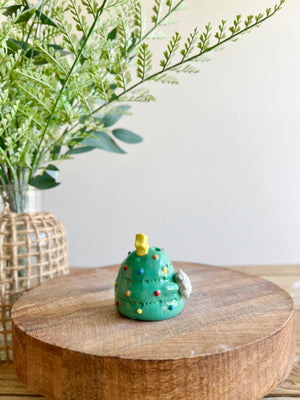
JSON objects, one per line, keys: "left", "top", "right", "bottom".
{"left": 154, "top": 290, "right": 160, "bottom": 297}
{"left": 123, "top": 265, "right": 127, "bottom": 271}
{"left": 169, "top": 304, "right": 174, "bottom": 310}
{"left": 153, "top": 254, "right": 158, "bottom": 260}
{"left": 138, "top": 268, "right": 143, "bottom": 275}
{"left": 114, "top": 282, "right": 117, "bottom": 287}
{"left": 137, "top": 308, "right": 142, "bottom": 314}
{"left": 125, "top": 290, "right": 130, "bottom": 297}
{"left": 116, "top": 301, "right": 119, "bottom": 306}
{"left": 162, "top": 267, "right": 167, "bottom": 274}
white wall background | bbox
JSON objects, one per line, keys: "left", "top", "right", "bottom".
{"left": 44, "top": 0, "right": 300, "bottom": 268}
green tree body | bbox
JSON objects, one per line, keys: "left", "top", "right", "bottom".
{"left": 115, "top": 246, "right": 183, "bottom": 320}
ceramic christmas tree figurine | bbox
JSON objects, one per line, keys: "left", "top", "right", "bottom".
{"left": 114, "top": 234, "right": 192, "bottom": 321}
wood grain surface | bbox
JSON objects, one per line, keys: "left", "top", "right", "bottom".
{"left": 11, "top": 263, "right": 295, "bottom": 400}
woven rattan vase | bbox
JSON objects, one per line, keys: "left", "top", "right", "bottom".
{"left": 0, "top": 189, "right": 69, "bottom": 361}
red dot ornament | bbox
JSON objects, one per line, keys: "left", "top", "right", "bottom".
{"left": 123, "top": 265, "right": 127, "bottom": 271}
{"left": 154, "top": 290, "right": 160, "bottom": 297}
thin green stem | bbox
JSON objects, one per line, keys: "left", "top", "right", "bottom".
{"left": 0, "top": 166, "right": 9, "bottom": 186}
{"left": 25, "top": 21, "right": 35, "bottom": 43}
{"left": 29, "top": 0, "right": 109, "bottom": 180}
{"left": 0, "top": 147, "right": 18, "bottom": 185}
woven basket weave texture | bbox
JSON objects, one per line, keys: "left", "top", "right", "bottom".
{"left": 0, "top": 211, "right": 69, "bottom": 361}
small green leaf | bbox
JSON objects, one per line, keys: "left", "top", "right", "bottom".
{"left": 108, "top": 27, "right": 117, "bottom": 40}
{"left": 101, "top": 114, "right": 121, "bottom": 127}
{"left": 45, "top": 164, "right": 59, "bottom": 181}
{"left": 35, "top": 10, "right": 60, "bottom": 28}
{"left": 29, "top": 165, "right": 60, "bottom": 189}
{"left": 51, "top": 145, "right": 61, "bottom": 160}
{"left": 7, "top": 38, "right": 30, "bottom": 53}
{"left": 29, "top": 175, "right": 60, "bottom": 190}
{"left": 7, "top": 38, "right": 43, "bottom": 59}
{"left": 98, "top": 105, "right": 131, "bottom": 127}
{"left": 66, "top": 146, "right": 95, "bottom": 155}
{"left": 3, "top": 5, "right": 24, "bottom": 16}
{"left": 82, "top": 131, "right": 126, "bottom": 154}
{"left": 24, "top": 48, "right": 40, "bottom": 59}
{"left": 112, "top": 129, "right": 143, "bottom": 144}
{"left": 47, "top": 44, "right": 69, "bottom": 56}
{"left": 3, "top": 5, "right": 35, "bottom": 23}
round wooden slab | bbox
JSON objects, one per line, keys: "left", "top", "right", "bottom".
{"left": 12, "top": 263, "right": 295, "bottom": 400}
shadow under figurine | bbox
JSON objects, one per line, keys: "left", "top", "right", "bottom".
{"left": 114, "top": 234, "right": 192, "bottom": 321}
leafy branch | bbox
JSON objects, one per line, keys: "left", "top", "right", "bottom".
{"left": 0, "top": 0, "right": 285, "bottom": 197}
{"left": 29, "top": 0, "right": 110, "bottom": 180}
{"left": 136, "top": 43, "right": 152, "bottom": 81}
{"left": 151, "top": 0, "right": 164, "bottom": 26}
{"left": 77, "top": 0, "right": 285, "bottom": 125}
{"left": 160, "top": 31, "right": 181, "bottom": 71}
{"left": 180, "top": 27, "right": 198, "bottom": 62}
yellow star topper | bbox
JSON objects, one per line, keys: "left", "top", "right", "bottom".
{"left": 135, "top": 233, "right": 149, "bottom": 256}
